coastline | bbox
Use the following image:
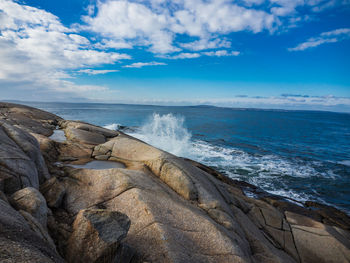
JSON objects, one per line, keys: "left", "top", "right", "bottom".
{"left": 0, "top": 101, "right": 349, "bottom": 262}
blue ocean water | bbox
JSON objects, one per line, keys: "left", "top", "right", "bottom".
{"left": 23, "top": 102, "right": 350, "bottom": 213}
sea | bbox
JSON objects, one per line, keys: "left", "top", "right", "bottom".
{"left": 21, "top": 102, "right": 350, "bottom": 214}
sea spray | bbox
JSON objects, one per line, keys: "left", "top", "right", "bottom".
{"left": 129, "top": 113, "right": 192, "bottom": 157}
{"left": 103, "top": 123, "right": 121, "bottom": 130}
{"left": 104, "top": 112, "right": 347, "bottom": 212}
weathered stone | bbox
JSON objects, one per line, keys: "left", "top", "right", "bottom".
{"left": 158, "top": 160, "right": 197, "bottom": 200}
{"left": 0, "top": 124, "right": 40, "bottom": 193}
{"left": 40, "top": 177, "right": 66, "bottom": 208}
{"left": 62, "top": 167, "right": 265, "bottom": 262}
{"left": 65, "top": 127, "right": 106, "bottom": 145}
{"left": 283, "top": 230, "right": 299, "bottom": 261}
{"left": 112, "top": 243, "right": 139, "bottom": 263}
{"left": 95, "top": 154, "right": 110, "bottom": 160}
{"left": 260, "top": 207, "right": 283, "bottom": 229}
{"left": 291, "top": 224, "right": 350, "bottom": 263}
{"left": 285, "top": 211, "right": 324, "bottom": 229}
{"left": 58, "top": 142, "right": 92, "bottom": 160}
{"left": 0, "top": 198, "right": 64, "bottom": 263}
{"left": 0, "top": 121, "right": 50, "bottom": 183}
{"left": 61, "top": 121, "right": 118, "bottom": 138}
{"left": 0, "top": 102, "right": 61, "bottom": 136}
{"left": 247, "top": 206, "right": 265, "bottom": 228}
{"left": 0, "top": 190, "right": 8, "bottom": 203}
{"left": 11, "top": 187, "right": 48, "bottom": 228}
{"left": 31, "top": 132, "right": 59, "bottom": 163}
{"left": 305, "top": 201, "right": 350, "bottom": 230}
{"left": 19, "top": 210, "right": 56, "bottom": 250}
{"left": 66, "top": 209, "right": 130, "bottom": 263}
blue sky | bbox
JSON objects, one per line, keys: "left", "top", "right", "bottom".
{"left": 0, "top": 0, "right": 350, "bottom": 111}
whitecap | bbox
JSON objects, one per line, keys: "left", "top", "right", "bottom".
{"left": 103, "top": 123, "right": 121, "bottom": 131}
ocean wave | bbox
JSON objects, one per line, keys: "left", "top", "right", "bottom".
{"left": 104, "top": 113, "right": 343, "bottom": 209}
{"left": 128, "top": 113, "right": 192, "bottom": 156}
{"left": 103, "top": 123, "right": 121, "bottom": 130}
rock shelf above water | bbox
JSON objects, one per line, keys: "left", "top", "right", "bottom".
{"left": 0, "top": 101, "right": 349, "bottom": 263}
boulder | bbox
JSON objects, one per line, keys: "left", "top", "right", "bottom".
{"left": 61, "top": 121, "right": 119, "bottom": 138}
{"left": 0, "top": 124, "right": 40, "bottom": 193}
{"left": 66, "top": 209, "right": 130, "bottom": 263}
{"left": 0, "top": 198, "right": 64, "bottom": 262}
{"left": 61, "top": 120, "right": 119, "bottom": 146}
{"left": 19, "top": 210, "right": 56, "bottom": 250}
{"left": 11, "top": 187, "right": 48, "bottom": 228}
{"left": 58, "top": 142, "right": 93, "bottom": 161}
{"left": 65, "top": 127, "right": 106, "bottom": 145}
{"left": 0, "top": 102, "right": 60, "bottom": 136}
{"left": 0, "top": 121, "right": 50, "bottom": 184}
{"left": 61, "top": 165, "right": 291, "bottom": 262}
{"left": 31, "top": 132, "right": 60, "bottom": 163}
{"left": 291, "top": 224, "right": 350, "bottom": 263}
{"left": 286, "top": 211, "right": 350, "bottom": 263}
{"left": 40, "top": 177, "right": 66, "bottom": 208}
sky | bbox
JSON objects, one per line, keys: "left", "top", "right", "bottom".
{"left": 0, "top": 0, "right": 350, "bottom": 112}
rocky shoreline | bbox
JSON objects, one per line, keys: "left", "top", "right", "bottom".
{"left": 0, "top": 102, "right": 349, "bottom": 263}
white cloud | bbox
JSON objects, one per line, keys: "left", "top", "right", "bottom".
{"left": 202, "top": 50, "right": 240, "bottom": 57}
{"left": 81, "top": 1, "right": 178, "bottom": 54}
{"left": 77, "top": 69, "right": 119, "bottom": 75}
{"left": 123, "top": 61, "right": 167, "bottom": 68}
{"left": 0, "top": 0, "right": 130, "bottom": 99}
{"left": 83, "top": 0, "right": 276, "bottom": 54}
{"left": 94, "top": 39, "right": 133, "bottom": 50}
{"left": 180, "top": 38, "right": 231, "bottom": 51}
{"left": 164, "top": 52, "right": 202, "bottom": 59}
{"left": 161, "top": 50, "right": 240, "bottom": 59}
{"left": 288, "top": 28, "right": 350, "bottom": 51}
{"left": 321, "top": 28, "right": 350, "bottom": 36}
{"left": 82, "top": 0, "right": 345, "bottom": 56}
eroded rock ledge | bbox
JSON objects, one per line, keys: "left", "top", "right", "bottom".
{"left": 0, "top": 102, "right": 349, "bottom": 263}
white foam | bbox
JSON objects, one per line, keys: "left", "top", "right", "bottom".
{"left": 110, "top": 113, "right": 340, "bottom": 207}
{"left": 129, "top": 113, "right": 192, "bottom": 157}
{"left": 103, "top": 123, "right": 121, "bottom": 131}
{"left": 339, "top": 160, "right": 350, "bottom": 166}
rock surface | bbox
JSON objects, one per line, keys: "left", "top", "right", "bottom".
{"left": 66, "top": 209, "right": 130, "bottom": 263}
{"left": 0, "top": 102, "right": 349, "bottom": 263}
{"left": 11, "top": 187, "right": 49, "bottom": 228}
{"left": 40, "top": 177, "right": 66, "bottom": 208}
{"left": 0, "top": 198, "right": 64, "bottom": 262}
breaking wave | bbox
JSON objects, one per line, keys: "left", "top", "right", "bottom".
{"left": 103, "top": 123, "right": 121, "bottom": 131}
{"left": 104, "top": 113, "right": 344, "bottom": 208}
{"left": 128, "top": 113, "right": 192, "bottom": 156}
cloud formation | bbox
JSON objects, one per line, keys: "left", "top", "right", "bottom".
{"left": 0, "top": 0, "right": 348, "bottom": 103}
{"left": 0, "top": 0, "right": 129, "bottom": 97}
{"left": 288, "top": 28, "right": 350, "bottom": 51}
{"left": 123, "top": 62, "right": 167, "bottom": 68}
{"left": 83, "top": 0, "right": 276, "bottom": 54}
{"left": 83, "top": 0, "right": 345, "bottom": 55}
{"left": 77, "top": 69, "right": 119, "bottom": 75}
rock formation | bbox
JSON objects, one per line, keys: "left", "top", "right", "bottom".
{"left": 0, "top": 102, "right": 349, "bottom": 263}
